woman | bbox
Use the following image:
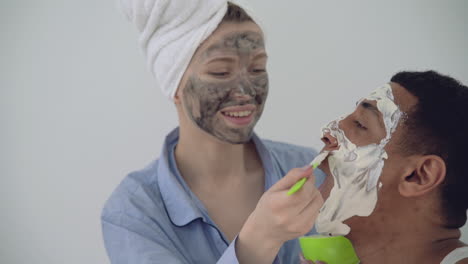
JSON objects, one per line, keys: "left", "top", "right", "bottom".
{"left": 102, "top": 1, "right": 325, "bottom": 263}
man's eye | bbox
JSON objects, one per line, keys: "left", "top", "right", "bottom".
{"left": 354, "top": 120, "right": 367, "bottom": 130}
{"left": 209, "top": 72, "right": 230, "bottom": 77}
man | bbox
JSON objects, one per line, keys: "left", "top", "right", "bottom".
{"left": 303, "top": 71, "right": 468, "bottom": 264}
{"left": 102, "top": 1, "right": 325, "bottom": 263}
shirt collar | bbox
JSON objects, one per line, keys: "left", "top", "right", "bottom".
{"left": 158, "top": 128, "right": 203, "bottom": 226}
{"left": 158, "top": 128, "right": 275, "bottom": 227}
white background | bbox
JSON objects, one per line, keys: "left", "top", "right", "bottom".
{"left": 2, "top": 0, "right": 467, "bottom": 263}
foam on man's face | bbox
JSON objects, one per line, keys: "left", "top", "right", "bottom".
{"left": 315, "top": 84, "right": 402, "bottom": 236}
{"left": 181, "top": 23, "right": 269, "bottom": 144}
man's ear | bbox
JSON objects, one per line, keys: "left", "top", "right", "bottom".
{"left": 398, "top": 155, "right": 446, "bottom": 197}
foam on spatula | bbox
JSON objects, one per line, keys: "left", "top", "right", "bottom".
{"left": 311, "top": 151, "right": 330, "bottom": 169}
{"left": 287, "top": 151, "right": 330, "bottom": 195}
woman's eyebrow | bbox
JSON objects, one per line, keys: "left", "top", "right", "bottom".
{"left": 202, "top": 41, "right": 237, "bottom": 60}
{"left": 204, "top": 56, "right": 236, "bottom": 64}
{"left": 252, "top": 52, "right": 268, "bottom": 60}
{"left": 203, "top": 43, "right": 225, "bottom": 57}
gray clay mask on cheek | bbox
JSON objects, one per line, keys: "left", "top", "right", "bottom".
{"left": 182, "top": 31, "right": 269, "bottom": 144}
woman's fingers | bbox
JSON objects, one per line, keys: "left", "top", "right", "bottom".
{"left": 269, "top": 167, "right": 313, "bottom": 192}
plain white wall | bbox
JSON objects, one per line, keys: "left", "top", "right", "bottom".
{"left": 1, "top": 0, "right": 467, "bottom": 263}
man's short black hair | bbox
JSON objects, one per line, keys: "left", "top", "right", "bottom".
{"left": 391, "top": 70, "right": 468, "bottom": 228}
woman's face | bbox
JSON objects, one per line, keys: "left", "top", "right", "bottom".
{"left": 177, "top": 22, "right": 269, "bottom": 144}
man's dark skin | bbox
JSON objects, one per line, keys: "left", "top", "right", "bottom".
{"left": 302, "top": 82, "right": 467, "bottom": 264}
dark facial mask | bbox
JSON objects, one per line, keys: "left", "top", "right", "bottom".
{"left": 182, "top": 31, "right": 269, "bottom": 144}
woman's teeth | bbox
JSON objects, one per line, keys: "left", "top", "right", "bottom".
{"left": 223, "top": 111, "right": 252, "bottom": 117}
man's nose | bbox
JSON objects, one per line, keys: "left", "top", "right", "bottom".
{"left": 321, "top": 132, "right": 339, "bottom": 151}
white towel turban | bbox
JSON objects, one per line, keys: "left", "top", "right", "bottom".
{"left": 120, "top": 0, "right": 253, "bottom": 100}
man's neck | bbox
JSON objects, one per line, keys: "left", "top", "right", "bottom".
{"left": 346, "top": 215, "right": 464, "bottom": 264}
{"left": 175, "top": 126, "right": 262, "bottom": 190}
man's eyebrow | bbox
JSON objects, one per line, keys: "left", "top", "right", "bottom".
{"left": 360, "top": 101, "right": 379, "bottom": 112}
{"left": 359, "top": 101, "right": 385, "bottom": 129}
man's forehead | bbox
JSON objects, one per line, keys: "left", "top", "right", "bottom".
{"left": 358, "top": 84, "right": 402, "bottom": 133}
{"left": 360, "top": 83, "right": 415, "bottom": 112}
{"left": 357, "top": 84, "right": 394, "bottom": 113}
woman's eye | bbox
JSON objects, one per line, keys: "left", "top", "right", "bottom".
{"left": 252, "top": 69, "right": 266, "bottom": 73}
{"left": 209, "top": 72, "right": 229, "bottom": 77}
{"left": 354, "top": 120, "right": 367, "bottom": 130}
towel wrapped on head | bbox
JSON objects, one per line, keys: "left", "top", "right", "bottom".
{"left": 120, "top": 0, "right": 253, "bottom": 100}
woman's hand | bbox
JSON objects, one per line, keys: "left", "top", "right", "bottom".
{"left": 236, "top": 166, "right": 324, "bottom": 264}
{"left": 299, "top": 253, "right": 327, "bottom": 264}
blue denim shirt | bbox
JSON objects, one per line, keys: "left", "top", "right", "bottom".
{"left": 101, "top": 128, "right": 325, "bottom": 264}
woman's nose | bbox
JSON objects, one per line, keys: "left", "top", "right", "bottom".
{"left": 321, "top": 132, "right": 339, "bottom": 151}
{"left": 231, "top": 72, "right": 256, "bottom": 98}
{"left": 232, "top": 83, "right": 254, "bottom": 100}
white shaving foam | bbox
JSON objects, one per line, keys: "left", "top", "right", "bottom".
{"left": 315, "top": 83, "right": 402, "bottom": 236}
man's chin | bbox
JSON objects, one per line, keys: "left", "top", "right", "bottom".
{"left": 318, "top": 158, "right": 334, "bottom": 199}
{"left": 318, "top": 157, "right": 332, "bottom": 177}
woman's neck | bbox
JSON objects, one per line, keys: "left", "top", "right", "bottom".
{"left": 175, "top": 125, "right": 261, "bottom": 189}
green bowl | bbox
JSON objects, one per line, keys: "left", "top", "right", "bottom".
{"left": 299, "top": 235, "right": 360, "bottom": 264}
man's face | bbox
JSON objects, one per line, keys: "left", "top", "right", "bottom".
{"left": 316, "top": 83, "right": 416, "bottom": 236}
{"left": 177, "top": 22, "right": 268, "bottom": 144}
{"left": 321, "top": 83, "right": 417, "bottom": 184}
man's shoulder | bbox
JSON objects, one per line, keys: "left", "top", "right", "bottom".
{"left": 444, "top": 246, "right": 468, "bottom": 264}
{"left": 456, "top": 245, "right": 468, "bottom": 264}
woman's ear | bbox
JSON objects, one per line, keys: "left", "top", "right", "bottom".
{"left": 398, "top": 155, "right": 446, "bottom": 197}
{"left": 174, "top": 69, "right": 191, "bottom": 105}
{"left": 174, "top": 88, "right": 182, "bottom": 104}
{"left": 174, "top": 77, "right": 187, "bottom": 105}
